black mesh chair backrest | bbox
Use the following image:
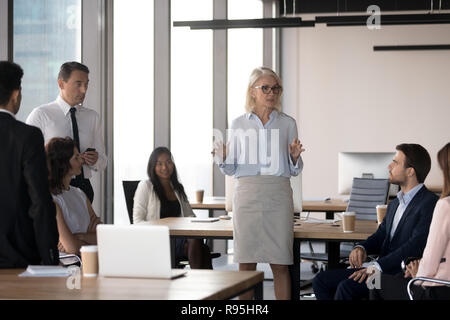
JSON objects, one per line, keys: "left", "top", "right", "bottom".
{"left": 122, "top": 180, "right": 140, "bottom": 224}
{"left": 347, "top": 177, "right": 390, "bottom": 221}
{"left": 340, "top": 177, "right": 390, "bottom": 254}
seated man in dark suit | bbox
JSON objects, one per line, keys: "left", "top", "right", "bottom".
{"left": 0, "top": 61, "right": 59, "bottom": 267}
{"left": 313, "top": 143, "right": 439, "bottom": 300}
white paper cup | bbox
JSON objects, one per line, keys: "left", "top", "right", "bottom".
{"left": 196, "top": 190, "right": 204, "bottom": 203}
{"left": 376, "top": 205, "right": 387, "bottom": 226}
{"left": 342, "top": 212, "right": 356, "bottom": 233}
{"left": 80, "top": 245, "right": 98, "bottom": 277}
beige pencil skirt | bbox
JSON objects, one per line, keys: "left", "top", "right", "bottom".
{"left": 232, "top": 175, "right": 294, "bottom": 265}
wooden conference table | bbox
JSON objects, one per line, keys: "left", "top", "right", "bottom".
{"left": 191, "top": 197, "right": 348, "bottom": 217}
{"left": 0, "top": 269, "right": 264, "bottom": 300}
{"left": 145, "top": 217, "right": 378, "bottom": 300}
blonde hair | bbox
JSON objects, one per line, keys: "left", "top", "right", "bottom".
{"left": 245, "top": 67, "right": 282, "bottom": 113}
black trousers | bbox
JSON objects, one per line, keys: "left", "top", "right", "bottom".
{"left": 312, "top": 268, "right": 370, "bottom": 300}
{"left": 70, "top": 176, "right": 94, "bottom": 204}
{"left": 370, "top": 272, "right": 450, "bottom": 300}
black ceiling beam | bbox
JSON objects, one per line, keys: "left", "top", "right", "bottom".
{"left": 374, "top": 44, "right": 450, "bottom": 51}
{"left": 279, "top": 0, "right": 450, "bottom": 15}
{"left": 173, "top": 14, "right": 450, "bottom": 30}
{"left": 317, "top": 13, "right": 450, "bottom": 27}
{"left": 173, "top": 18, "right": 315, "bottom": 30}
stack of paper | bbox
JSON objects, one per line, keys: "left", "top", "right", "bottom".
{"left": 19, "top": 265, "right": 71, "bottom": 277}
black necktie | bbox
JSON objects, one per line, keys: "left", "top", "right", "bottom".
{"left": 69, "top": 107, "right": 84, "bottom": 179}
{"left": 69, "top": 107, "right": 80, "bottom": 152}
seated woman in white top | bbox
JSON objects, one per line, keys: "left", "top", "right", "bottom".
{"left": 133, "top": 147, "right": 212, "bottom": 269}
{"left": 46, "top": 137, "right": 102, "bottom": 255}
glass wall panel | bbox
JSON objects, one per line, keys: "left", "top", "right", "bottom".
{"left": 171, "top": 0, "right": 213, "bottom": 209}
{"left": 114, "top": 0, "right": 154, "bottom": 224}
{"left": 227, "top": 0, "right": 263, "bottom": 127}
{"left": 226, "top": 0, "right": 263, "bottom": 253}
{"left": 13, "top": 0, "right": 82, "bottom": 121}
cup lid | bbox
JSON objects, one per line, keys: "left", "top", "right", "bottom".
{"left": 376, "top": 204, "right": 387, "bottom": 208}
{"left": 80, "top": 245, "right": 98, "bottom": 252}
{"left": 342, "top": 211, "right": 356, "bottom": 216}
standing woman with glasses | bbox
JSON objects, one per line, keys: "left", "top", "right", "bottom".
{"left": 212, "top": 67, "right": 305, "bottom": 300}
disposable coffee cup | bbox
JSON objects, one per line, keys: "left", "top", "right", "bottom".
{"left": 376, "top": 205, "right": 388, "bottom": 226}
{"left": 80, "top": 245, "right": 98, "bottom": 277}
{"left": 342, "top": 212, "right": 356, "bottom": 233}
{"left": 196, "top": 190, "right": 204, "bottom": 203}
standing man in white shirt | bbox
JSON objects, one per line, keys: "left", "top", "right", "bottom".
{"left": 26, "top": 62, "right": 107, "bottom": 203}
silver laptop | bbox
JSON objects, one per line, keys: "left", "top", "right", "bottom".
{"left": 97, "top": 224, "right": 187, "bottom": 279}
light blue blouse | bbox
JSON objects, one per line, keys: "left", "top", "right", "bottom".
{"left": 218, "top": 110, "right": 303, "bottom": 178}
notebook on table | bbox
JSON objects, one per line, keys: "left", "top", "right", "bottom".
{"left": 97, "top": 224, "right": 187, "bottom": 279}
{"left": 190, "top": 217, "right": 219, "bottom": 223}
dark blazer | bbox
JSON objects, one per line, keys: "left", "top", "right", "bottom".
{"left": 357, "top": 185, "right": 438, "bottom": 274}
{"left": 0, "top": 112, "right": 59, "bottom": 267}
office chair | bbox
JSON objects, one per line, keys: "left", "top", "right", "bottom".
{"left": 300, "top": 177, "right": 390, "bottom": 271}
{"left": 123, "top": 180, "right": 140, "bottom": 224}
{"left": 407, "top": 277, "right": 450, "bottom": 300}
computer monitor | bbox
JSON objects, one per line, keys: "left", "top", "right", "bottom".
{"left": 338, "top": 152, "right": 399, "bottom": 196}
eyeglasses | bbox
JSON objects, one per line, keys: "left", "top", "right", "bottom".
{"left": 254, "top": 85, "right": 283, "bottom": 95}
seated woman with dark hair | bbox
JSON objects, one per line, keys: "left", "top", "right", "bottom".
{"left": 45, "top": 137, "right": 102, "bottom": 255}
{"left": 133, "top": 147, "right": 212, "bottom": 269}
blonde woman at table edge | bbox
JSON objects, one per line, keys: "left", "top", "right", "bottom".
{"left": 212, "top": 67, "right": 305, "bottom": 300}
{"left": 45, "top": 137, "right": 102, "bottom": 255}
{"left": 133, "top": 147, "right": 212, "bottom": 269}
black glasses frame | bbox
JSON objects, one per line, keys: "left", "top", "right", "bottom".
{"left": 254, "top": 85, "right": 283, "bottom": 95}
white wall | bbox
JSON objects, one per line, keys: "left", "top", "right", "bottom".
{"left": 282, "top": 24, "right": 450, "bottom": 199}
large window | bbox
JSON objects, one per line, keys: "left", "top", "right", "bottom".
{"left": 171, "top": 0, "right": 213, "bottom": 207}
{"left": 226, "top": 0, "right": 263, "bottom": 253}
{"left": 113, "top": 0, "right": 154, "bottom": 225}
{"left": 227, "top": 0, "right": 263, "bottom": 126}
{"left": 13, "top": 0, "right": 82, "bottom": 122}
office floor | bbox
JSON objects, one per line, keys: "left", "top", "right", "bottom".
{"left": 208, "top": 241, "right": 326, "bottom": 300}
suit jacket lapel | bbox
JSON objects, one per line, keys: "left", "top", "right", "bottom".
{"left": 385, "top": 199, "right": 399, "bottom": 241}
{"left": 390, "top": 186, "right": 426, "bottom": 242}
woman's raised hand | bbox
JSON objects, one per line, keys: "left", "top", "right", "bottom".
{"left": 211, "top": 141, "right": 227, "bottom": 163}
{"left": 289, "top": 139, "right": 305, "bottom": 165}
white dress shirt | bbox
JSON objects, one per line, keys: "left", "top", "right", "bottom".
{"left": 26, "top": 95, "right": 107, "bottom": 178}
{"left": 218, "top": 110, "right": 303, "bottom": 178}
{"left": 389, "top": 183, "right": 424, "bottom": 240}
